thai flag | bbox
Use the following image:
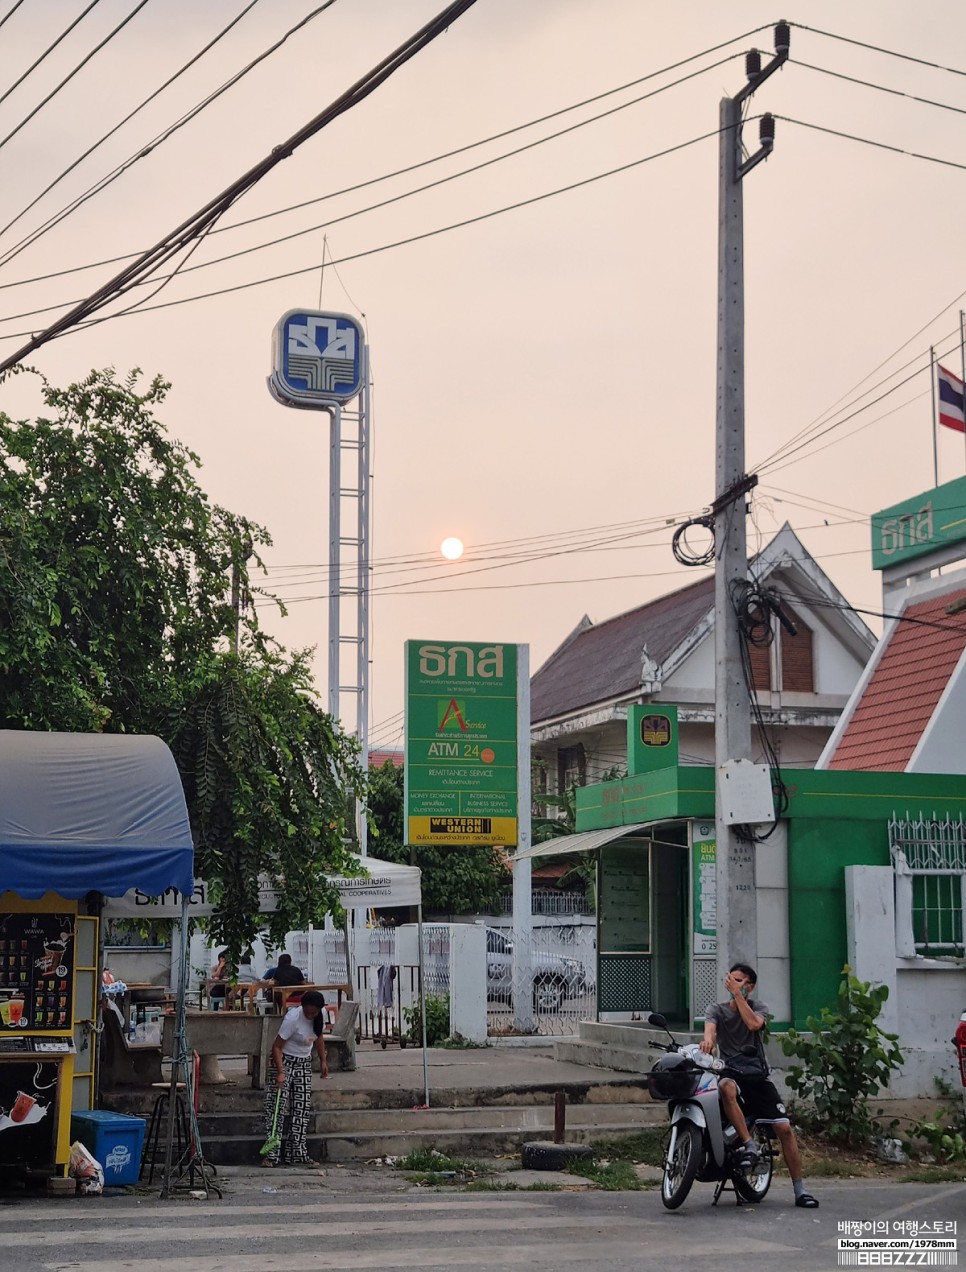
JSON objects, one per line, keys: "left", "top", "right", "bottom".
{"left": 937, "top": 363, "right": 966, "bottom": 433}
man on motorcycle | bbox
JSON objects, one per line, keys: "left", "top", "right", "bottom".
{"left": 700, "top": 963, "right": 819, "bottom": 1209}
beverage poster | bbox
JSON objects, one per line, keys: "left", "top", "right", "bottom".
{"left": 0, "top": 1059, "right": 58, "bottom": 1167}
{"left": 0, "top": 914, "right": 75, "bottom": 1032}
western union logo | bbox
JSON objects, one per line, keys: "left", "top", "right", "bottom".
{"left": 429, "top": 816, "right": 492, "bottom": 835}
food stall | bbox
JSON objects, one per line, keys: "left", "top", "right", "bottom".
{"left": 0, "top": 731, "right": 193, "bottom": 1185}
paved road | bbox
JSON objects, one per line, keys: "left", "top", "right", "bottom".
{"left": 2, "top": 1171, "right": 962, "bottom": 1272}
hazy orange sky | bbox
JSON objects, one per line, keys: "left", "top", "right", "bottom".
{"left": 2, "top": 1, "right": 965, "bottom": 755}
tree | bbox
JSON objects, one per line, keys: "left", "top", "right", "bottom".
{"left": 367, "top": 759, "right": 509, "bottom": 915}
{"left": 0, "top": 367, "right": 365, "bottom": 964}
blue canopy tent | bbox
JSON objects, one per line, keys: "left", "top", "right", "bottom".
{"left": 0, "top": 730, "right": 194, "bottom": 899}
{"left": 0, "top": 730, "right": 195, "bottom": 1194}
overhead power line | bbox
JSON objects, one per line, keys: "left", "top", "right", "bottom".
{"left": 0, "top": 0, "right": 25, "bottom": 32}
{"left": 0, "top": 124, "right": 725, "bottom": 341}
{"left": 790, "top": 21, "right": 966, "bottom": 78}
{"left": 0, "top": 0, "right": 101, "bottom": 111}
{"left": 0, "top": 0, "right": 268, "bottom": 251}
{"left": 0, "top": 0, "right": 150, "bottom": 159}
{"left": 0, "top": 0, "right": 481, "bottom": 376}
{"left": 0, "top": 38, "right": 746, "bottom": 296}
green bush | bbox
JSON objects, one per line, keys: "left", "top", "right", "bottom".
{"left": 780, "top": 966, "right": 904, "bottom": 1147}
{"left": 403, "top": 992, "right": 451, "bottom": 1046}
{"left": 910, "top": 1110, "right": 966, "bottom": 1163}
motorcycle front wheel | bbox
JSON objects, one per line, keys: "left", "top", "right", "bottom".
{"left": 732, "top": 1127, "right": 774, "bottom": 1203}
{"left": 661, "top": 1122, "right": 701, "bottom": 1209}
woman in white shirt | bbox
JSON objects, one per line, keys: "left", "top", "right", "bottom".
{"left": 262, "top": 989, "right": 328, "bottom": 1167}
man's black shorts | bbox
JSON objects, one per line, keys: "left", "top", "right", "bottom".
{"left": 735, "top": 1077, "right": 789, "bottom": 1125}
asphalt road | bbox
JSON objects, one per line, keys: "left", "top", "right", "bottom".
{"left": 1, "top": 1167, "right": 962, "bottom": 1272}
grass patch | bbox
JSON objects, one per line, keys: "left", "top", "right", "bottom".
{"left": 898, "top": 1166, "right": 966, "bottom": 1184}
{"left": 465, "top": 1180, "right": 561, "bottom": 1192}
{"left": 569, "top": 1158, "right": 646, "bottom": 1191}
{"left": 394, "top": 1147, "right": 495, "bottom": 1187}
{"left": 585, "top": 1131, "right": 665, "bottom": 1167}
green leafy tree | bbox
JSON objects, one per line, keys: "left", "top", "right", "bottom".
{"left": 368, "top": 759, "right": 508, "bottom": 914}
{"left": 780, "top": 966, "right": 905, "bottom": 1147}
{"left": 0, "top": 367, "right": 365, "bottom": 966}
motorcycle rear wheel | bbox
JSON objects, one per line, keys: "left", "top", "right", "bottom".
{"left": 661, "top": 1122, "right": 701, "bottom": 1209}
{"left": 732, "top": 1127, "right": 774, "bottom": 1203}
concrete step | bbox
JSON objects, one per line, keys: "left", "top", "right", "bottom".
{"left": 188, "top": 1104, "right": 666, "bottom": 1165}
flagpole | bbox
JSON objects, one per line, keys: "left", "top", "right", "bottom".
{"left": 930, "top": 346, "right": 939, "bottom": 486}
{"left": 960, "top": 311, "right": 966, "bottom": 472}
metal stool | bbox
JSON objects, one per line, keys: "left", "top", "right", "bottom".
{"left": 141, "top": 1081, "right": 189, "bottom": 1184}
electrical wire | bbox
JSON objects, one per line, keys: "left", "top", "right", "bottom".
{"left": 0, "top": 1, "right": 338, "bottom": 270}
{"left": 0, "top": 55, "right": 738, "bottom": 324}
{"left": 0, "top": 31, "right": 766, "bottom": 294}
{"left": 794, "top": 59, "right": 966, "bottom": 121}
{"left": 775, "top": 114, "right": 966, "bottom": 174}
{"left": 0, "top": 0, "right": 102, "bottom": 111}
{"left": 0, "top": 0, "right": 267, "bottom": 249}
{"left": 0, "top": 123, "right": 726, "bottom": 345}
{"left": 0, "top": 0, "right": 25, "bottom": 32}
{"left": 0, "top": 0, "right": 482, "bottom": 374}
{"left": 790, "top": 21, "right": 966, "bottom": 78}
{"left": 0, "top": 0, "right": 151, "bottom": 159}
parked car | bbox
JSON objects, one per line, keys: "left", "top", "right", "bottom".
{"left": 484, "top": 926, "right": 590, "bottom": 1013}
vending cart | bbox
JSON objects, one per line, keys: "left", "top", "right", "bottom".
{"left": 0, "top": 731, "right": 193, "bottom": 1185}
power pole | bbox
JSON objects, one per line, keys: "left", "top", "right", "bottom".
{"left": 714, "top": 24, "right": 789, "bottom": 990}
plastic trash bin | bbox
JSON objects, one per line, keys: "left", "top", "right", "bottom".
{"left": 70, "top": 1110, "right": 147, "bottom": 1187}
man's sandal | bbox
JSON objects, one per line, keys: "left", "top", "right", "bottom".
{"left": 795, "top": 1192, "right": 819, "bottom": 1208}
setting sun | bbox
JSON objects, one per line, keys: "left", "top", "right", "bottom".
{"left": 440, "top": 537, "right": 464, "bottom": 560}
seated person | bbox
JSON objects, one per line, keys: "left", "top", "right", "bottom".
{"left": 209, "top": 949, "right": 229, "bottom": 1002}
{"left": 260, "top": 953, "right": 306, "bottom": 1004}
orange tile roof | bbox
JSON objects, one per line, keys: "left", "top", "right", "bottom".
{"left": 826, "top": 587, "right": 966, "bottom": 771}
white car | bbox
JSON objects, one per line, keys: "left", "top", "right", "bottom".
{"left": 484, "top": 926, "right": 590, "bottom": 1013}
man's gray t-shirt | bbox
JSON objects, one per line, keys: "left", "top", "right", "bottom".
{"left": 705, "top": 998, "right": 769, "bottom": 1059}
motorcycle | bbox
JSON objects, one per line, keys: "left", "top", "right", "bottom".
{"left": 646, "top": 1012, "right": 774, "bottom": 1210}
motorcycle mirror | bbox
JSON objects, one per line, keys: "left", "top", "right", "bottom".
{"left": 647, "top": 1013, "right": 667, "bottom": 1029}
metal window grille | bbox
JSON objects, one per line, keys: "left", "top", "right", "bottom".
{"left": 889, "top": 815, "right": 966, "bottom": 956}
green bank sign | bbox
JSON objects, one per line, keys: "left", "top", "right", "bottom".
{"left": 404, "top": 640, "right": 518, "bottom": 847}
{"left": 871, "top": 474, "right": 966, "bottom": 571}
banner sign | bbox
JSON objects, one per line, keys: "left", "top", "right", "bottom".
{"left": 691, "top": 821, "right": 717, "bottom": 955}
{"left": 871, "top": 474, "right": 966, "bottom": 571}
{"left": 404, "top": 640, "right": 518, "bottom": 846}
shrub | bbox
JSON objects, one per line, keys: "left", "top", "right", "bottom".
{"left": 780, "top": 966, "right": 904, "bottom": 1147}
{"left": 403, "top": 992, "right": 451, "bottom": 1045}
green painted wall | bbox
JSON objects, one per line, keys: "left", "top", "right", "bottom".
{"left": 786, "top": 817, "right": 890, "bottom": 1026}
{"left": 575, "top": 762, "right": 966, "bottom": 1027}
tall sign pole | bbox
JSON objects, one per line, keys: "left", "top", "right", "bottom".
{"left": 269, "top": 309, "right": 371, "bottom": 851}
{"left": 713, "top": 27, "right": 788, "bottom": 990}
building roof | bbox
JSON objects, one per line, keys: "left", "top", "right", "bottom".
{"left": 531, "top": 573, "right": 715, "bottom": 723}
{"left": 531, "top": 523, "right": 873, "bottom": 726}
{"left": 823, "top": 585, "right": 966, "bottom": 771}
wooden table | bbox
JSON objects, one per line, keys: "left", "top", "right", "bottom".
{"left": 242, "top": 982, "right": 352, "bottom": 1015}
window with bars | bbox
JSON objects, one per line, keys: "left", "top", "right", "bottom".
{"left": 890, "top": 815, "right": 966, "bottom": 959}
{"left": 912, "top": 874, "right": 964, "bottom": 955}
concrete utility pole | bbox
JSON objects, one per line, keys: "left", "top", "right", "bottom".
{"left": 714, "top": 25, "right": 788, "bottom": 990}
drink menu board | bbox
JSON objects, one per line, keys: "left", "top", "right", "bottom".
{"left": 0, "top": 914, "right": 74, "bottom": 1032}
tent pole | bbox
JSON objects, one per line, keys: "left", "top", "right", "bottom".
{"left": 417, "top": 904, "right": 429, "bottom": 1108}
{"left": 160, "top": 895, "right": 190, "bottom": 1198}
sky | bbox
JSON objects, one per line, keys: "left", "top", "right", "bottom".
{"left": 2, "top": 0, "right": 966, "bottom": 758}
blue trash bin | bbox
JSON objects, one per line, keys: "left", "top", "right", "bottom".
{"left": 70, "top": 1110, "right": 146, "bottom": 1187}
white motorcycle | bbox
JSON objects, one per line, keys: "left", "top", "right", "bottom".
{"left": 646, "top": 1012, "right": 774, "bottom": 1209}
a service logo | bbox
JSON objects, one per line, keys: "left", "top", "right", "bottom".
{"left": 437, "top": 699, "right": 484, "bottom": 732}
{"left": 641, "top": 713, "right": 672, "bottom": 747}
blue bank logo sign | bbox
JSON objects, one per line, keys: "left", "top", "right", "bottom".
{"left": 269, "top": 309, "right": 365, "bottom": 407}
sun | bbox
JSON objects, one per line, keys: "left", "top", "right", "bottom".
{"left": 440, "top": 536, "right": 464, "bottom": 561}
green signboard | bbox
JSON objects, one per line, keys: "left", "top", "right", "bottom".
{"left": 690, "top": 820, "right": 716, "bottom": 955}
{"left": 871, "top": 474, "right": 966, "bottom": 571}
{"left": 627, "top": 704, "right": 678, "bottom": 776}
{"left": 404, "top": 640, "right": 518, "bottom": 846}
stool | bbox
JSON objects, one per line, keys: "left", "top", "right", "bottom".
{"left": 141, "top": 1082, "right": 190, "bottom": 1184}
